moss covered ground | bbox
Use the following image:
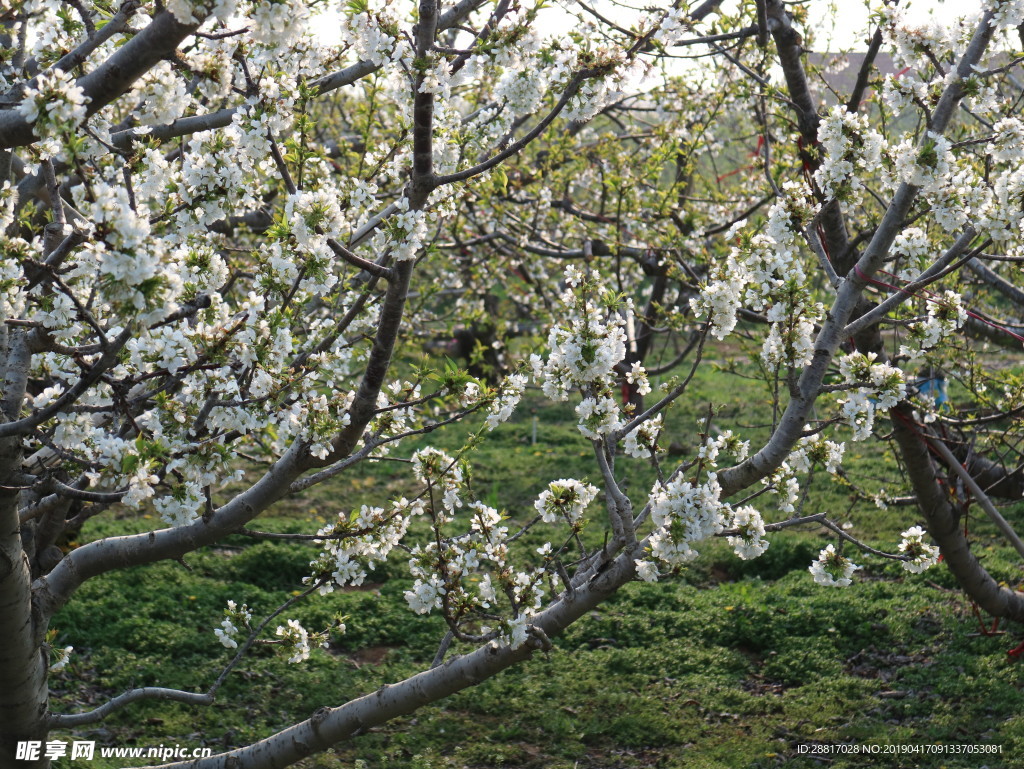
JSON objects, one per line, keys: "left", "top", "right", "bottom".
{"left": 48, "top": 362, "right": 1024, "bottom": 768}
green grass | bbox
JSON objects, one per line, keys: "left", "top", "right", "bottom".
{"left": 46, "top": 362, "right": 1024, "bottom": 768}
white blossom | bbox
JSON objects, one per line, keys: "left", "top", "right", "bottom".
{"left": 809, "top": 544, "right": 860, "bottom": 587}
{"left": 837, "top": 353, "right": 906, "bottom": 440}
{"left": 19, "top": 68, "right": 89, "bottom": 142}
{"left": 49, "top": 646, "right": 74, "bottom": 672}
{"left": 623, "top": 415, "right": 662, "bottom": 459}
{"left": 214, "top": 601, "right": 251, "bottom": 650}
{"left": 728, "top": 506, "right": 769, "bottom": 560}
{"left": 534, "top": 479, "right": 599, "bottom": 524}
{"left": 275, "top": 619, "right": 313, "bottom": 663}
{"left": 898, "top": 526, "right": 940, "bottom": 573}
{"left": 634, "top": 559, "right": 659, "bottom": 582}
{"left": 647, "top": 474, "right": 727, "bottom": 565}
{"left": 484, "top": 373, "right": 527, "bottom": 430}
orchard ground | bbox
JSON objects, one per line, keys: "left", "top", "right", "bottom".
{"left": 49, "top": 356, "right": 1024, "bottom": 769}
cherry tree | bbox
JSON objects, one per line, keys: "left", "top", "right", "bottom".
{"left": 3, "top": 0, "right": 1024, "bottom": 766}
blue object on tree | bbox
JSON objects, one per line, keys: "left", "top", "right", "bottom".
{"left": 916, "top": 373, "right": 950, "bottom": 410}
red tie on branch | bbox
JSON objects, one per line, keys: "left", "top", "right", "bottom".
{"left": 854, "top": 265, "right": 1024, "bottom": 346}
{"left": 716, "top": 135, "right": 765, "bottom": 183}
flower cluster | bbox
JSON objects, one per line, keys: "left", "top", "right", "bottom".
{"left": 890, "top": 227, "right": 932, "bottom": 280}
{"left": 372, "top": 380, "right": 422, "bottom": 440}
{"left": 275, "top": 619, "right": 322, "bottom": 664}
{"left": 698, "top": 430, "right": 750, "bottom": 468}
{"left": 250, "top": 0, "right": 309, "bottom": 47}
{"left": 837, "top": 353, "right": 907, "bottom": 440}
{"left": 484, "top": 373, "right": 528, "bottom": 430}
{"left": 985, "top": 0, "right": 1024, "bottom": 29}
{"left": 691, "top": 256, "right": 746, "bottom": 341}
{"left": 648, "top": 6, "right": 688, "bottom": 47}
{"left": 534, "top": 479, "right": 600, "bottom": 525}
{"left": 404, "top": 572, "right": 445, "bottom": 615}
{"left": 531, "top": 267, "right": 628, "bottom": 398}
{"left": 898, "top": 526, "right": 940, "bottom": 573}
{"left": 788, "top": 431, "right": 845, "bottom": 475}
{"left": 305, "top": 500, "right": 418, "bottom": 595}
{"left": 761, "top": 298, "right": 822, "bottom": 372}
{"left": 339, "top": 0, "right": 402, "bottom": 66}
{"left": 898, "top": 291, "right": 967, "bottom": 362}
{"left": 562, "top": 57, "right": 647, "bottom": 125}
{"left": 809, "top": 544, "right": 860, "bottom": 587}
{"left": 647, "top": 474, "right": 727, "bottom": 566}
{"left": 404, "top": 498, "right": 546, "bottom": 651}
{"left": 623, "top": 414, "right": 662, "bottom": 459}
{"left": 134, "top": 62, "right": 189, "bottom": 127}
{"left": 530, "top": 266, "right": 639, "bottom": 440}
{"left": 389, "top": 200, "right": 430, "bottom": 262}
{"left": 880, "top": 4, "right": 954, "bottom": 71}
{"left": 634, "top": 559, "right": 660, "bottom": 582}
{"left": 814, "top": 106, "right": 884, "bottom": 204}
{"left": 214, "top": 601, "right": 252, "bottom": 650}
{"left": 760, "top": 463, "right": 801, "bottom": 514}
{"left": 574, "top": 395, "right": 621, "bottom": 440}
{"left": 501, "top": 615, "right": 531, "bottom": 650}
{"left": 727, "top": 506, "right": 769, "bottom": 560}
{"left": 991, "top": 117, "right": 1024, "bottom": 163}
{"left": 978, "top": 166, "right": 1024, "bottom": 243}
{"left": 411, "top": 447, "right": 464, "bottom": 513}
{"left": 18, "top": 68, "right": 89, "bottom": 145}
{"left": 624, "top": 361, "right": 652, "bottom": 397}
{"left": 894, "top": 133, "right": 952, "bottom": 194}
{"left": 692, "top": 184, "right": 820, "bottom": 367}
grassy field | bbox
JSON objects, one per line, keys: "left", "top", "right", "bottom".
{"left": 47, "top": 360, "right": 1024, "bottom": 769}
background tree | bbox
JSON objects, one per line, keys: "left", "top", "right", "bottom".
{"left": 2, "top": 0, "right": 1024, "bottom": 767}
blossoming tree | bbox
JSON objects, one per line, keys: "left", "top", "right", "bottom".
{"left": 3, "top": 0, "right": 1024, "bottom": 765}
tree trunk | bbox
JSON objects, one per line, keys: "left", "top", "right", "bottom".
{"left": 890, "top": 403, "right": 1024, "bottom": 621}
{"left": 0, "top": 437, "right": 49, "bottom": 769}
{"left": 0, "top": 326, "right": 49, "bottom": 769}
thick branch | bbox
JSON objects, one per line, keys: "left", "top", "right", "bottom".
{"left": 106, "top": 0, "right": 487, "bottom": 151}
{"left": 766, "top": 0, "right": 849, "bottom": 263}
{"left": 0, "top": 10, "right": 205, "bottom": 149}
{"left": 890, "top": 403, "right": 1024, "bottom": 621}
{"left": 32, "top": 441, "right": 309, "bottom": 618}
{"left": 718, "top": 10, "right": 998, "bottom": 498}
{"left": 140, "top": 544, "right": 644, "bottom": 769}
{"left": 967, "top": 256, "right": 1024, "bottom": 308}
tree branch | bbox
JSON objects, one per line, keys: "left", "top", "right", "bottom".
{"left": 48, "top": 688, "right": 214, "bottom": 729}
{"left": 0, "top": 10, "right": 207, "bottom": 149}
